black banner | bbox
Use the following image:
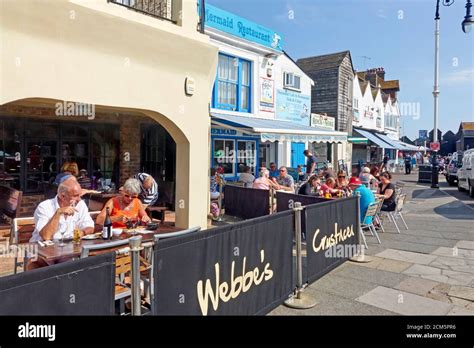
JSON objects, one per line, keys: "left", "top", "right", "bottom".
{"left": 276, "top": 191, "right": 327, "bottom": 213}
{"left": 224, "top": 185, "right": 270, "bottom": 219}
{"left": 0, "top": 253, "right": 115, "bottom": 315}
{"left": 304, "top": 196, "right": 358, "bottom": 283}
{"left": 152, "top": 211, "right": 294, "bottom": 315}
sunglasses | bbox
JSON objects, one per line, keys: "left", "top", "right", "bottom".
{"left": 124, "top": 193, "right": 138, "bottom": 199}
{"left": 338, "top": 176, "right": 346, "bottom": 178}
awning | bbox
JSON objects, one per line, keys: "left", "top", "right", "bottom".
{"left": 374, "top": 133, "right": 413, "bottom": 151}
{"left": 354, "top": 128, "right": 396, "bottom": 149}
{"left": 211, "top": 113, "right": 348, "bottom": 143}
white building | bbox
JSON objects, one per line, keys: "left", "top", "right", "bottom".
{"left": 206, "top": 4, "right": 347, "bottom": 180}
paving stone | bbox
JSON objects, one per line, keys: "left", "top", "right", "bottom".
{"left": 431, "top": 247, "right": 474, "bottom": 260}
{"left": 403, "top": 264, "right": 474, "bottom": 286}
{"left": 447, "top": 306, "right": 474, "bottom": 315}
{"left": 448, "top": 286, "right": 474, "bottom": 302}
{"left": 306, "top": 274, "right": 379, "bottom": 300}
{"left": 449, "top": 297, "right": 473, "bottom": 308}
{"left": 394, "top": 277, "right": 440, "bottom": 296}
{"left": 331, "top": 263, "right": 407, "bottom": 288}
{"left": 455, "top": 241, "right": 474, "bottom": 250}
{"left": 429, "top": 255, "right": 474, "bottom": 275}
{"left": 356, "top": 286, "right": 453, "bottom": 315}
{"left": 379, "top": 233, "right": 457, "bottom": 248}
{"left": 376, "top": 249, "right": 438, "bottom": 265}
{"left": 269, "top": 288, "right": 396, "bottom": 316}
{"left": 350, "top": 256, "right": 412, "bottom": 273}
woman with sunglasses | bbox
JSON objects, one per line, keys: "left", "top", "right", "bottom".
{"left": 97, "top": 178, "right": 151, "bottom": 228}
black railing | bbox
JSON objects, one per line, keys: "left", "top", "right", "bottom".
{"left": 109, "top": 0, "right": 176, "bottom": 23}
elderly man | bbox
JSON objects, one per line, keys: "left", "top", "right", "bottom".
{"left": 133, "top": 172, "right": 159, "bottom": 208}
{"left": 27, "top": 176, "right": 95, "bottom": 269}
{"left": 275, "top": 166, "right": 294, "bottom": 192}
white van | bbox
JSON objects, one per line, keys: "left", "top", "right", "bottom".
{"left": 457, "top": 149, "right": 474, "bottom": 197}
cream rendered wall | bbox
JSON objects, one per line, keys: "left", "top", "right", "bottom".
{"left": 359, "top": 84, "right": 376, "bottom": 130}
{"left": 0, "top": 0, "right": 219, "bottom": 229}
{"left": 373, "top": 89, "right": 385, "bottom": 132}
{"left": 352, "top": 76, "right": 363, "bottom": 128}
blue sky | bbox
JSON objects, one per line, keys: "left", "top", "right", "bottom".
{"left": 207, "top": 0, "right": 474, "bottom": 140}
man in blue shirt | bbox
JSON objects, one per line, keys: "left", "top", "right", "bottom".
{"left": 268, "top": 162, "right": 279, "bottom": 179}
{"left": 349, "top": 176, "right": 375, "bottom": 224}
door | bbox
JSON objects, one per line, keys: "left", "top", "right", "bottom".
{"left": 291, "top": 142, "right": 306, "bottom": 168}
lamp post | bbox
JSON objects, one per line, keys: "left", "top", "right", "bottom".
{"left": 431, "top": 0, "right": 472, "bottom": 189}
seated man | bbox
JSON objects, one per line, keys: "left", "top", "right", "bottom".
{"left": 348, "top": 177, "right": 375, "bottom": 224}
{"left": 275, "top": 166, "right": 294, "bottom": 192}
{"left": 268, "top": 162, "right": 279, "bottom": 179}
{"left": 28, "top": 176, "right": 95, "bottom": 269}
{"left": 133, "top": 172, "right": 159, "bottom": 208}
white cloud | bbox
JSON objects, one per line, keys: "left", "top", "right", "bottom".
{"left": 443, "top": 68, "right": 474, "bottom": 85}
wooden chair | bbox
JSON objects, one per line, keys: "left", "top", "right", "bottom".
{"left": 81, "top": 239, "right": 131, "bottom": 314}
{"left": 10, "top": 217, "right": 35, "bottom": 274}
{"left": 0, "top": 186, "right": 23, "bottom": 239}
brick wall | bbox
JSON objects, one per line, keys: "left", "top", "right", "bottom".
{"left": 19, "top": 194, "right": 44, "bottom": 217}
{"left": 119, "top": 115, "right": 142, "bottom": 186}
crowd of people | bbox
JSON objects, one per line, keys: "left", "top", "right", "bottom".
{"left": 209, "top": 148, "right": 399, "bottom": 223}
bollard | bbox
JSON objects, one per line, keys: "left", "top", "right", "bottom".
{"left": 129, "top": 235, "right": 144, "bottom": 316}
{"left": 349, "top": 192, "right": 372, "bottom": 263}
{"left": 284, "top": 202, "right": 317, "bottom": 309}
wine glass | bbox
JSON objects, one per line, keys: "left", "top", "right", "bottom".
{"left": 58, "top": 223, "right": 68, "bottom": 247}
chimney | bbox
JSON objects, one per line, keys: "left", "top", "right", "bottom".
{"left": 376, "top": 67, "right": 385, "bottom": 81}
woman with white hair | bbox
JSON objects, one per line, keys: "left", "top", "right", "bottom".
{"left": 252, "top": 168, "right": 280, "bottom": 190}
{"left": 97, "top": 178, "right": 151, "bottom": 228}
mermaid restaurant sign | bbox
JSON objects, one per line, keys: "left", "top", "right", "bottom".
{"left": 201, "top": 3, "right": 283, "bottom": 52}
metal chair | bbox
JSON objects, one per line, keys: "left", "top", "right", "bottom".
{"left": 361, "top": 202, "right": 381, "bottom": 245}
{"left": 373, "top": 195, "right": 385, "bottom": 233}
{"left": 380, "top": 194, "right": 408, "bottom": 234}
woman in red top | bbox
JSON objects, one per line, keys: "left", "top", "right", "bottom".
{"left": 97, "top": 178, "right": 151, "bottom": 228}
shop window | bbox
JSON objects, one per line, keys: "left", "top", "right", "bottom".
{"left": 237, "top": 140, "right": 256, "bottom": 174}
{"left": 0, "top": 119, "right": 21, "bottom": 189}
{"left": 213, "top": 53, "right": 251, "bottom": 112}
{"left": 213, "top": 139, "right": 235, "bottom": 176}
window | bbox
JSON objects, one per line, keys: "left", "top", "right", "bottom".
{"left": 353, "top": 98, "right": 359, "bottom": 109}
{"left": 237, "top": 140, "right": 256, "bottom": 174}
{"left": 214, "top": 53, "right": 251, "bottom": 112}
{"left": 385, "top": 113, "right": 398, "bottom": 129}
{"left": 283, "top": 72, "right": 301, "bottom": 91}
{"left": 213, "top": 139, "right": 235, "bottom": 176}
{"left": 0, "top": 118, "right": 120, "bottom": 193}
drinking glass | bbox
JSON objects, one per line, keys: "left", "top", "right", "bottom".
{"left": 73, "top": 225, "right": 81, "bottom": 244}
{"left": 58, "top": 224, "right": 68, "bottom": 247}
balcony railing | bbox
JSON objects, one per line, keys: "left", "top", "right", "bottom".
{"left": 109, "top": 0, "right": 175, "bottom": 23}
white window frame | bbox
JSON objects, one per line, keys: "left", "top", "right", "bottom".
{"left": 283, "top": 72, "right": 301, "bottom": 92}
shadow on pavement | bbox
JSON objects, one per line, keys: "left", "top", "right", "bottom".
{"left": 412, "top": 189, "right": 449, "bottom": 199}
{"left": 433, "top": 201, "right": 474, "bottom": 220}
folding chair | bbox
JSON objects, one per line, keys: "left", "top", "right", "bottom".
{"left": 361, "top": 202, "right": 381, "bottom": 245}
{"left": 380, "top": 194, "right": 408, "bottom": 234}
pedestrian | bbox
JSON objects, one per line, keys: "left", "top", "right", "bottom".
{"left": 404, "top": 153, "right": 412, "bottom": 174}
{"left": 303, "top": 150, "right": 316, "bottom": 177}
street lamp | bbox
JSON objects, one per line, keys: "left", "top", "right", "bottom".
{"left": 462, "top": 0, "right": 474, "bottom": 33}
{"left": 431, "top": 0, "right": 472, "bottom": 189}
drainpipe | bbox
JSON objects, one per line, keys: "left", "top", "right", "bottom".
{"left": 199, "top": 0, "right": 206, "bottom": 34}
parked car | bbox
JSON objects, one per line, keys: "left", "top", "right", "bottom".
{"left": 457, "top": 149, "right": 474, "bottom": 197}
{"left": 445, "top": 151, "right": 463, "bottom": 186}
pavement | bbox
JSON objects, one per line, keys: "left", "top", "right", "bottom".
{"left": 270, "top": 170, "right": 474, "bottom": 315}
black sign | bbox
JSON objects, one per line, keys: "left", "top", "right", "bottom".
{"left": 0, "top": 253, "right": 115, "bottom": 315}
{"left": 276, "top": 191, "right": 326, "bottom": 213}
{"left": 304, "top": 197, "right": 358, "bottom": 283}
{"left": 153, "top": 211, "right": 294, "bottom": 315}
{"left": 224, "top": 185, "right": 270, "bottom": 219}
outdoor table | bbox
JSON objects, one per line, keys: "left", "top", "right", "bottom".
{"left": 37, "top": 222, "right": 182, "bottom": 262}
